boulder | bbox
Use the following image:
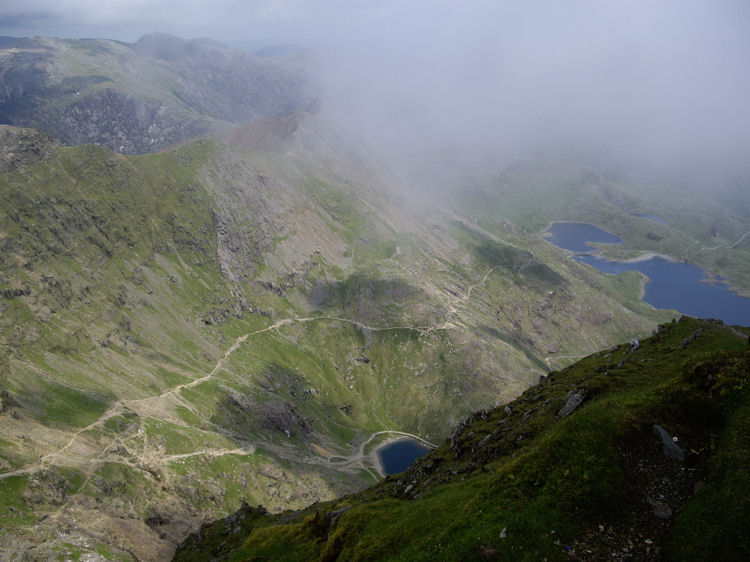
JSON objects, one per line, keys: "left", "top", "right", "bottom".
{"left": 652, "top": 424, "right": 685, "bottom": 461}
{"left": 557, "top": 389, "right": 586, "bottom": 417}
{"left": 646, "top": 496, "right": 672, "bottom": 519}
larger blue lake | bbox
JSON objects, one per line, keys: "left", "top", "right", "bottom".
{"left": 545, "top": 222, "right": 750, "bottom": 327}
{"left": 378, "top": 439, "right": 431, "bottom": 475}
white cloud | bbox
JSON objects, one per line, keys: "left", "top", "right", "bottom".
{"left": 1, "top": 0, "right": 748, "bottom": 181}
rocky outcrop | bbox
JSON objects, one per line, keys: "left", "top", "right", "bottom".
{"left": 557, "top": 388, "right": 586, "bottom": 417}
{"left": 44, "top": 88, "right": 211, "bottom": 154}
{"left": 0, "top": 125, "right": 57, "bottom": 172}
{"left": 0, "top": 287, "right": 31, "bottom": 299}
{"left": 0, "top": 34, "right": 312, "bottom": 154}
{"left": 0, "top": 388, "right": 17, "bottom": 413}
{"left": 258, "top": 401, "right": 313, "bottom": 438}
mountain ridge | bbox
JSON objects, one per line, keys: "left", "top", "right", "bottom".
{"left": 0, "top": 33, "right": 312, "bottom": 154}
{"left": 174, "top": 317, "right": 750, "bottom": 561}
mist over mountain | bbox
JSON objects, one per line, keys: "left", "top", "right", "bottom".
{"left": 0, "top": 2, "right": 749, "bottom": 560}
{"left": 3, "top": 1, "right": 748, "bottom": 185}
{"left": 0, "top": 33, "right": 311, "bottom": 154}
{"left": 311, "top": 1, "right": 750, "bottom": 192}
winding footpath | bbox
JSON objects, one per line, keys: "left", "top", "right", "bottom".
{"left": 2, "top": 250, "right": 547, "bottom": 484}
{"left": 1, "top": 314, "right": 451, "bottom": 482}
{"left": 463, "top": 256, "right": 538, "bottom": 302}
{"left": 685, "top": 230, "right": 750, "bottom": 261}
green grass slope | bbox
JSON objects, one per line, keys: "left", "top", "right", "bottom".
{"left": 175, "top": 317, "right": 750, "bottom": 561}
{"left": 0, "top": 119, "right": 675, "bottom": 558}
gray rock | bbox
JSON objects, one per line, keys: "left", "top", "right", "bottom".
{"left": 557, "top": 389, "right": 586, "bottom": 417}
{"left": 646, "top": 496, "right": 672, "bottom": 519}
{"left": 652, "top": 424, "right": 685, "bottom": 461}
{"left": 324, "top": 506, "right": 351, "bottom": 527}
{"left": 680, "top": 328, "right": 703, "bottom": 346}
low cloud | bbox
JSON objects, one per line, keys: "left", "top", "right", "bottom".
{"left": 2, "top": 0, "right": 749, "bottom": 185}
{"left": 313, "top": 1, "right": 750, "bottom": 185}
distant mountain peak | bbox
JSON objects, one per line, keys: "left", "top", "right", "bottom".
{"left": 0, "top": 34, "right": 313, "bottom": 154}
{"left": 132, "top": 32, "right": 208, "bottom": 61}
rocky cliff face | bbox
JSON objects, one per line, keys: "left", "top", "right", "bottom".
{"left": 0, "top": 126, "right": 58, "bottom": 172}
{"left": 0, "top": 34, "right": 312, "bottom": 154}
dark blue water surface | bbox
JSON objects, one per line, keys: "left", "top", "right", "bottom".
{"left": 545, "top": 222, "right": 622, "bottom": 253}
{"left": 634, "top": 213, "right": 669, "bottom": 226}
{"left": 579, "top": 255, "right": 750, "bottom": 325}
{"left": 378, "top": 439, "right": 431, "bottom": 475}
{"left": 545, "top": 222, "right": 750, "bottom": 326}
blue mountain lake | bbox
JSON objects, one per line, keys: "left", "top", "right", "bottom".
{"left": 545, "top": 222, "right": 750, "bottom": 326}
{"left": 378, "top": 439, "right": 431, "bottom": 475}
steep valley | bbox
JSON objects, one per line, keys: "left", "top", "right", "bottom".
{"left": 0, "top": 114, "right": 674, "bottom": 558}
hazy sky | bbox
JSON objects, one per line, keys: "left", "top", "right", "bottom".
{"left": 2, "top": 1, "right": 749, "bottom": 183}
{"left": 1, "top": 0, "right": 424, "bottom": 43}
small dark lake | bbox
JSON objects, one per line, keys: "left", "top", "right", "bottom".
{"left": 378, "top": 439, "right": 431, "bottom": 475}
{"left": 545, "top": 222, "right": 750, "bottom": 327}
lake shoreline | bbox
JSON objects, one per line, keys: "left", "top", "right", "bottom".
{"left": 545, "top": 221, "right": 750, "bottom": 299}
{"left": 375, "top": 437, "right": 433, "bottom": 476}
{"left": 613, "top": 251, "right": 676, "bottom": 264}
{"left": 544, "top": 221, "right": 750, "bottom": 326}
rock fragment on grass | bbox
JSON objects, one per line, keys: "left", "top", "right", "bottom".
{"left": 557, "top": 389, "right": 586, "bottom": 417}
{"left": 652, "top": 425, "right": 685, "bottom": 461}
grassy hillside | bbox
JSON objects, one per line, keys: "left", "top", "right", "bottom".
{"left": 2, "top": 31, "right": 747, "bottom": 559}
{"left": 175, "top": 317, "right": 750, "bottom": 561}
{"left": 0, "top": 117, "right": 676, "bottom": 558}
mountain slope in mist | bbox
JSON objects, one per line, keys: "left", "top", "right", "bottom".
{"left": 452, "top": 160, "right": 750, "bottom": 298}
{"left": 4, "top": 29, "right": 749, "bottom": 560}
{"left": 0, "top": 33, "right": 311, "bottom": 154}
{"left": 0, "top": 101, "right": 673, "bottom": 558}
